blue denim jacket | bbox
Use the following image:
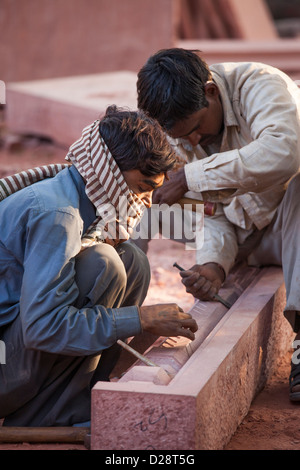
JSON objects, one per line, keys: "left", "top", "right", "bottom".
{"left": 0, "top": 166, "right": 141, "bottom": 354}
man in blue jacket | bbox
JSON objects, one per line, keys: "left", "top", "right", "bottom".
{"left": 0, "top": 105, "right": 197, "bottom": 426}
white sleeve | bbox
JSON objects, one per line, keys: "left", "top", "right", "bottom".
{"left": 195, "top": 204, "right": 238, "bottom": 276}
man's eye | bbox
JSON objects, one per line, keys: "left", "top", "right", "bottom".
{"left": 138, "top": 187, "right": 149, "bottom": 193}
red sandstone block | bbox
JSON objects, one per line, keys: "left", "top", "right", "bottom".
{"left": 6, "top": 72, "right": 138, "bottom": 147}
{"left": 92, "top": 383, "right": 196, "bottom": 450}
{"left": 91, "top": 267, "right": 293, "bottom": 450}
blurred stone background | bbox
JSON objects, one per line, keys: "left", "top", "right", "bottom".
{"left": 1, "top": 0, "right": 300, "bottom": 451}
{"left": 1, "top": 0, "right": 300, "bottom": 153}
{"left": 0, "top": 0, "right": 299, "bottom": 83}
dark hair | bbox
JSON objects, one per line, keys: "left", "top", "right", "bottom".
{"left": 99, "top": 105, "right": 176, "bottom": 176}
{"left": 137, "top": 48, "right": 212, "bottom": 130}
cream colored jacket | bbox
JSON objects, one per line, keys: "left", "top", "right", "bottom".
{"left": 174, "top": 62, "right": 300, "bottom": 274}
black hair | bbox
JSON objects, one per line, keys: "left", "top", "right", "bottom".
{"left": 137, "top": 48, "right": 212, "bottom": 130}
{"left": 99, "top": 105, "right": 176, "bottom": 176}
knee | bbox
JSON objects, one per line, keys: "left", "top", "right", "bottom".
{"left": 119, "top": 241, "right": 151, "bottom": 284}
{"left": 96, "top": 245, "right": 127, "bottom": 289}
{"left": 76, "top": 243, "right": 127, "bottom": 292}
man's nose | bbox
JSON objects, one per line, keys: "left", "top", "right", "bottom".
{"left": 187, "top": 131, "right": 201, "bottom": 147}
{"left": 142, "top": 192, "right": 152, "bottom": 208}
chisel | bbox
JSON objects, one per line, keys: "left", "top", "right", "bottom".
{"left": 173, "top": 262, "right": 232, "bottom": 309}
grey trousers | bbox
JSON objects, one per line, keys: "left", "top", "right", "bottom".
{"left": 0, "top": 241, "right": 150, "bottom": 426}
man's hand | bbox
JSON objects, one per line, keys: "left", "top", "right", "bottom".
{"left": 139, "top": 303, "right": 198, "bottom": 340}
{"left": 179, "top": 263, "right": 225, "bottom": 301}
{"left": 152, "top": 168, "right": 188, "bottom": 206}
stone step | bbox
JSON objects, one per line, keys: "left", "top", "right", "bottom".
{"left": 6, "top": 71, "right": 138, "bottom": 147}
{"left": 176, "top": 39, "right": 300, "bottom": 81}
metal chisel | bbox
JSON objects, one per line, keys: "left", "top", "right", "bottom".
{"left": 173, "top": 262, "right": 232, "bottom": 309}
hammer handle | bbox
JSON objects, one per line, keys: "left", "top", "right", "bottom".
{"left": 0, "top": 426, "right": 89, "bottom": 444}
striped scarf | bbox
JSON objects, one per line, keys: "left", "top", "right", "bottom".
{"left": 0, "top": 120, "right": 146, "bottom": 249}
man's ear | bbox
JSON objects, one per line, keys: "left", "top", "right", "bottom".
{"left": 204, "top": 82, "right": 220, "bottom": 97}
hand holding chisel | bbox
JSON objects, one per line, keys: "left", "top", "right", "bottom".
{"left": 173, "top": 262, "right": 232, "bottom": 309}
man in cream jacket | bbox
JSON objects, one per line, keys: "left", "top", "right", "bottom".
{"left": 137, "top": 48, "right": 300, "bottom": 401}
